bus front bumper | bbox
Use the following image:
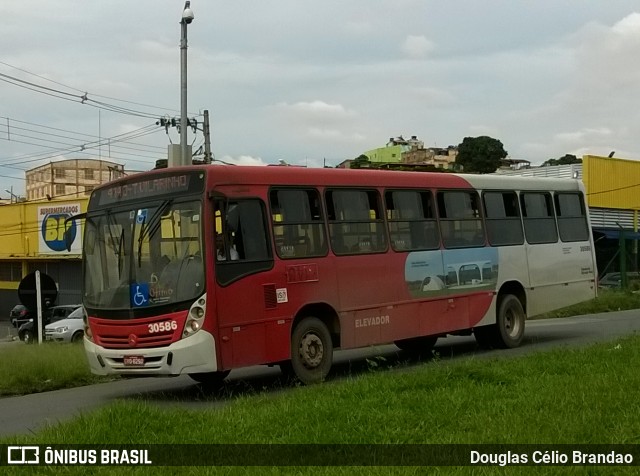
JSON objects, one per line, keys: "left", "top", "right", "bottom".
{"left": 84, "top": 330, "right": 219, "bottom": 377}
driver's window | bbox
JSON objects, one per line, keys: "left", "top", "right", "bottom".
{"left": 214, "top": 202, "right": 239, "bottom": 262}
{"left": 214, "top": 198, "right": 273, "bottom": 285}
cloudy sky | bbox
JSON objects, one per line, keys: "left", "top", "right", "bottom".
{"left": 2, "top": 0, "right": 640, "bottom": 197}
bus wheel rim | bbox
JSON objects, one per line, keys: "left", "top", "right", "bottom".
{"left": 299, "top": 332, "right": 324, "bottom": 369}
{"left": 504, "top": 308, "right": 520, "bottom": 337}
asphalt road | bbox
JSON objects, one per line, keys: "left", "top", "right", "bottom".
{"left": 0, "top": 309, "right": 639, "bottom": 437}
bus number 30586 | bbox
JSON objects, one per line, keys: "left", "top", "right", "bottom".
{"left": 148, "top": 321, "right": 178, "bottom": 333}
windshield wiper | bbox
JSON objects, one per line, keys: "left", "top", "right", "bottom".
{"left": 137, "top": 200, "right": 172, "bottom": 268}
{"left": 105, "top": 210, "right": 125, "bottom": 279}
{"left": 137, "top": 214, "right": 146, "bottom": 269}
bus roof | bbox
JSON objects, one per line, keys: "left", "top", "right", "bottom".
{"left": 98, "top": 164, "right": 585, "bottom": 194}
{"left": 200, "top": 165, "right": 584, "bottom": 193}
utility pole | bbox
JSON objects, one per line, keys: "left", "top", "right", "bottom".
{"left": 203, "top": 110, "right": 212, "bottom": 164}
{"left": 5, "top": 186, "right": 17, "bottom": 203}
{"left": 180, "top": 1, "right": 194, "bottom": 166}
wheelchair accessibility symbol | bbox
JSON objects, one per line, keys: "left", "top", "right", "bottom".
{"left": 131, "top": 283, "right": 149, "bottom": 307}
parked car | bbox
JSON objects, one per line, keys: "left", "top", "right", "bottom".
{"left": 598, "top": 272, "right": 640, "bottom": 289}
{"left": 18, "top": 304, "right": 82, "bottom": 343}
{"left": 9, "top": 304, "right": 29, "bottom": 328}
{"left": 45, "top": 307, "right": 86, "bottom": 343}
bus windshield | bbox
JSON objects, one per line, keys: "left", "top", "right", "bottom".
{"left": 83, "top": 199, "right": 204, "bottom": 310}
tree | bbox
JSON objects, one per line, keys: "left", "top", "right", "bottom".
{"left": 455, "top": 136, "right": 507, "bottom": 174}
{"left": 541, "top": 154, "right": 582, "bottom": 167}
{"left": 350, "top": 154, "right": 370, "bottom": 169}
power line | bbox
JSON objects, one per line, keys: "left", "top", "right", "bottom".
{"left": 0, "top": 121, "right": 165, "bottom": 167}
{"left": 0, "top": 117, "right": 165, "bottom": 155}
{"left": 0, "top": 124, "right": 164, "bottom": 159}
{"left": 0, "top": 62, "right": 203, "bottom": 118}
{"left": 1, "top": 125, "right": 164, "bottom": 158}
{"left": 0, "top": 59, "right": 196, "bottom": 116}
{"left": 0, "top": 136, "right": 163, "bottom": 168}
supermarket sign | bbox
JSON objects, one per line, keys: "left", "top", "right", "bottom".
{"left": 38, "top": 203, "right": 82, "bottom": 254}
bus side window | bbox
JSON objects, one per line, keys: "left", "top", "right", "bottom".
{"left": 385, "top": 189, "right": 439, "bottom": 251}
{"left": 437, "top": 191, "right": 485, "bottom": 248}
{"left": 326, "top": 189, "right": 386, "bottom": 255}
{"left": 483, "top": 191, "right": 524, "bottom": 246}
{"left": 214, "top": 201, "right": 239, "bottom": 261}
{"left": 521, "top": 192, "right": 558, "bottom": 244}
{"left": 270, "top": 188, "right": 328, "bottom": 259}
{"left": 214, "top": 198, "right": 273, "bottom": 286}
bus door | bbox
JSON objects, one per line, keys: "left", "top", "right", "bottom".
{"left": 212, "top": 196, "right": 286, "bottom": 369}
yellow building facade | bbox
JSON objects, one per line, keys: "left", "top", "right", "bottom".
{"left": 583, "top": 155, "right": 640, "bottom": 217}
{"left": 0, "top": 198, "right": 88, "bottom": 316}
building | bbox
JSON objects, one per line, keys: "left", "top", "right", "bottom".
{"left": 403, "top": 146, "right": 458, "bottom": 170}
{"left": 358, "top": 135, "right": 458, "bottom": 170}
{"left": 363, "top": 136, "right": 411, "bottom": 164}
{"left": 25, "top": 159, "right": 125, "bottom": 201}
{"left": 0, "top": 158, "right": 128, "bottom": 316}
{"left": 0, "top": 197, "right": 87, "bottom": 316}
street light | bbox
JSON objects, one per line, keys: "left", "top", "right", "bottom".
{"left": 180, "top": 1, "right": 194, "bottom": 166}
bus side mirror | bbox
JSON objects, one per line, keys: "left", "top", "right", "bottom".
{"left": 64, "top": 213, "right": 86, "bottom": 252}
{"left": 63, "top": 227, "right": 73, "bottom": 252}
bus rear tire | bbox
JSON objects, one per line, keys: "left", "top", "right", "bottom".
{"left": 290, "top": 317, "right": 333, "bottom": 385}
{"left": 394, "top": 336, "right": 438, "bottom": 355}
{"left": 475, "top": 294, "right": 525, "bottom": 349}
{"left": 189, "top": 370, "right": 230, "bottom": 386}
{"left": 496, "top": 294, "right": 525, "bottom": 348}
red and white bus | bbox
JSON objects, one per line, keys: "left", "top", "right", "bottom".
{"left": 76, "top": 165, "right": 597, "bottom": 384}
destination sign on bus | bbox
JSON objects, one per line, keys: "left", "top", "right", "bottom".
{"left": 95, "top": 172, "right": 204, "bottom": 206}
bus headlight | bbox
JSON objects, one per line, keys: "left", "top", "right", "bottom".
{"left": 84, "top": 322, "right": 93, "bottom": 341}
{"left": 83, "top": 307, "right": 95, "bottom": 342}
{"left": 184, "top": 293, "right": 206, "bottom": 337}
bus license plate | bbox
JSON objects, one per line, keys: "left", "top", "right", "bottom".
{"left": 123, "top": 355, "right": 144, "bottom": 366}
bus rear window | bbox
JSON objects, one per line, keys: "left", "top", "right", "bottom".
{"left": 555, "top": 192, "right": 589, "bottom": 242}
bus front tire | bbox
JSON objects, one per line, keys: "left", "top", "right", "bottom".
{"left": 475, "top": 294, "right": 525, "bottom": 349}
{"left": 290, "top": 317, "right": 333, "bottom": 385}
{"left": 189, "top": 370, "right": 230, "bottom": 386}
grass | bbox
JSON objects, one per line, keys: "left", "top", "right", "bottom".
{"left": 1, "top": 335, "right": 640, "bottom": 475}
{"left": 1, "top": 291, "right": 639, "bottom": 474}
{"left": 0, "top": 342, "right": 112, "bottom": 396}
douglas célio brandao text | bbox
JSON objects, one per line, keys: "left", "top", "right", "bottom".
{"left": 470, "top": 450, "right": 634, "bottom": 466}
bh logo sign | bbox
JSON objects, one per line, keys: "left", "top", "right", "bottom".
{"left": 38, "top": 204, "right": 81, "bottom": 254}
{"left": 42, "top": 213, "right": 76, "bottom": 252}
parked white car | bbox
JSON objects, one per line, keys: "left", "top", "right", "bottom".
{"left": 45, "top": 307, "right": 86, "bottom": 343}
